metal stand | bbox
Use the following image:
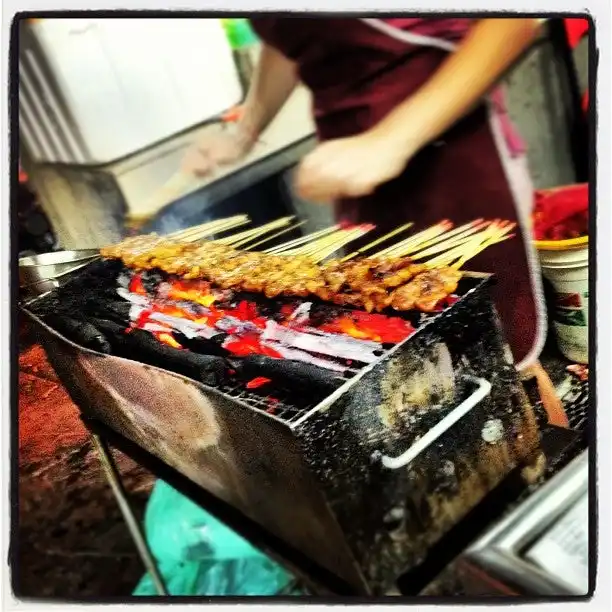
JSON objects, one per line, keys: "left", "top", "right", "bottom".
{"left": 90, "top": 433, "right": 168, "bottom": 596}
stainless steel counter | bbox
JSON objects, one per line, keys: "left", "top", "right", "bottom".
{"left": 459, "top": 450, "right": 590, "bottom": 596}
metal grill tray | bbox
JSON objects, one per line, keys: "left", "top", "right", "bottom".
{"left": 22, "top": 259, "right": 543, "bottom": 596}
{"left": 24, "top": 258, "right": 494, "bottom": 422}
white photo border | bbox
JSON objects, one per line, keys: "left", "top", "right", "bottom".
{"left": 2, "top": 2, "right": 609, "bottom": 611}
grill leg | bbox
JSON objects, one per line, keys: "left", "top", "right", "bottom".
{"left": 90, "top": 433, "right": 168, "bottom": 596}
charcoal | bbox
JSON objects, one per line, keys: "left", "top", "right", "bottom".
{"left": 90, "top": 318, "right": 228, "bottom": 387}
{"left": 173, "top": 332, "right": 229, "bottom": 357}
{"left": 87, "top": 317, "right": 130, "bottom": 338}
{"left": 84, "top": 300, "right": 132, "bottom": 325}
{"left": 44, "top": 315, "right": 112, "bottom": 354}
{"left": 236, "top": 355, "right": 345, "bottom": 396}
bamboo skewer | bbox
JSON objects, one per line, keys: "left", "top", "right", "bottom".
{"left": 172, "top": 215, "right": 248, "bottom": 234}
{"left": 215, "top": 217, "right": 295, "bottom": 247}
{"left": 374, "top": 221, "right": 453, "bottom": 258}
{"left": 451, "top": 233, "right": 515, "bottom": 270}
{"left": 340, "top": 222, "right": 415, "bottom": 261}
{"left": 286, "top": 228, "right": 352, "bottom": 257}
{"left": 425, "top": 221, "right": 516, "bottom": 268}
{"left": 142, "top": 215, "right": 516, "bottom": 276}
{"left": 378, "top": 222, "right": 454, "bottom": 258}
{"left": 177, "top": 222, "right": 250, "bottom": 240}
{"left": 411, "top": 235, "right": 480, "bottom": 260}
{"left": 264, "top": 225, "right": 341, "bottom": 254}
{"left": 405, "top": 220, "right": 489, "bottom": 258}
{"left": 279, "top": 224, "right": 372, "bottom": 260}
{"left": 311, "top": 226, "right": 369, "bottom": 255}
{"left": 408, "top": 221, "right": 495, "bottom": 260}
{"left": 244, "top": 221, "right": 307, "bottom": 251}
{"left": 310, "top": 226, "right": 373, "bottom": 262}
{"left": 168, "top": 215, "right": 251, "bottom": 242}
{"left": 450, "top": 222, "right": 517, "bottom": 269}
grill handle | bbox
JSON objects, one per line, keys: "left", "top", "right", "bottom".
{"left": 380, "top": 376, "right": 492, "bottom": 470}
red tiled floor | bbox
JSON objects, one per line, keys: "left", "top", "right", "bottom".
{"left": 16, "top": 340, "right": 155, "bottom": 599}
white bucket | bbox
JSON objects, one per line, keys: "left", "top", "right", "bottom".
{"left": 538, "top": 244, "right": 589, "bottom": 364}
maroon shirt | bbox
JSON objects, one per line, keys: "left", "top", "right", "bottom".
{"left": 250, "top": 17, "right": 545, "bottom": 369}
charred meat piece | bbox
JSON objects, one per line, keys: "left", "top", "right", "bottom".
{"left": 390, "top": 269, "right": 462, "bottom": 312}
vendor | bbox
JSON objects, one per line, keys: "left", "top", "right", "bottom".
{"left": 183, "top": 17, "right": 567, "bottom": 425}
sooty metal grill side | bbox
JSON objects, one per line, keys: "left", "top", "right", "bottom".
{"left": 22, "top": 263, "right": 542, "bottom": 594}
{"left": 290, "top": 277, "right": 541, "bottom": 590}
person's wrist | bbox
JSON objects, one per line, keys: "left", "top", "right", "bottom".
{"left": 232, "top": 120, "right": 259, "bottom": 153}
{"left": 367, "top": 120, "right": 423, "bottom": 167}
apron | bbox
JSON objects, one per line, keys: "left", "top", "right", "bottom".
{"left": 251, "top": 17, "right": 546, "bottom": 370}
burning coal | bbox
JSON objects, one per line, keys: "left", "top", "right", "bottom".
{"left": 31, "top": 261, "right": 463, "bottom": 411}
{"left": 120, "top": 271, "right": 417, "bottom": 371}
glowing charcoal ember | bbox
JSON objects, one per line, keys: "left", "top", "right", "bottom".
{"left": 128, "top": 304, "right": 219, "bottom": 339}
{"left": 246, "top": 377, "right": 272, "bottom": 389}
{"left": 321, "top": 312, "right": 415, "bottom": 344}
{"left": 139, "top": 321, "right": 178, "bottom": 334}
{"left": 335, "top": 318, "right": 375, "bottom": 341}
{"left": 161, "top": 278, "right": 218, "bottom": 307}
{"left": 120, "top": 270, "right": 412, "bottom": 374}
{"left": 228, "top": 300, "right": 260, "bottom": 322}
{"left": 223, "top": 333, "right": 283, "bottom": 358}
{"left": 152, "top": 331, "right": 183, "bottom": 349}
{"left": 128, "top": 273, "right": 148, "bottom": 295}
{"left": 262, "top": 321, "right": 380, "bottom": 363}
{"left": 266, "top": 398, "right": 279, "bottom": 414}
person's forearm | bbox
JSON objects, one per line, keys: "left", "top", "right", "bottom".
{"left": 374, "top": 18, "right": 541, "bottom": 156}
{"left": 237, "top": 43, "right": 299, "bottom": 146}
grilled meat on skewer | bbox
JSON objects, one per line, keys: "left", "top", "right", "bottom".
{"left": 101, "top": 235, "right": 462, "bottom": 313}
{"left": 390, "top": 269, "right": 462, "bottom": 312}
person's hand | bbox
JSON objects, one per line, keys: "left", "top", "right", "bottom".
{"left": 182, "top": 124, "right": 256, "bottom": 177}
{"left": 294, "top": 130, "right": 413, "bottom": 203}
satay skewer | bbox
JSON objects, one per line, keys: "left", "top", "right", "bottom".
{"left": 375, "top": 221, "right": 453, "bottom": 258}
{"left": 216, "top": 217, "right": 295, "bottom": 247}
{"left": 169, "top": 216, "right": 251, "bottom": 241}
{"left": 426, "top": 222, "right": 516, "bottom": 268}
{"left": 451, "top": 231, "right": 516, "bottom": 270}
{"left": 265, "top": 225, "right": 341, "bottom": 253}
{"left": 287, "top": 227, "right": 360, "bottom": 257}
{"left": 245, "top": 222, "right": 307, "bottom": 251}
{"left": 309, "top": 225, "right": 374, "bottom": 255}
{"left": 310, "top": 226, "right": 372, "bottom": 261}
{"left": 341, "top": 222, "right": 415, "bottom": 261}
{"left": 282, "top": 233, "right": 338, "bottom": 257}
{"left": 406, "top": 220, "right": 490, "bottom": 258}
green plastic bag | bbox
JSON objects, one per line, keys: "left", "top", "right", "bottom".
{"left": 133, "top": 480, "right": 299, "bottom": 596}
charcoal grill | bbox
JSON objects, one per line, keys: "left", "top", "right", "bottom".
{"left": 22, "top": 258, "right": 543, "bottom": 595}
